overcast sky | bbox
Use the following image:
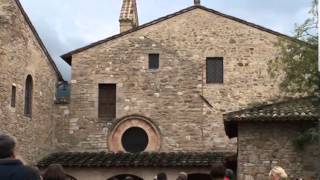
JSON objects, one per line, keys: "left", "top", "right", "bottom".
{"left": 19, "top": 0, "right": 313, "bottom": 81}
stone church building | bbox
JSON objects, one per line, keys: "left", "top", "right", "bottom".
{"left": 0, "top": 0, "right": 319, "bottom": 179}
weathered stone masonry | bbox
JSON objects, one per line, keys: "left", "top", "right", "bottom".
{"left": 238, "top": 122, "right": 319, "bottom": 180}
{"left": 224, "top": 96, "right": 320, "bottom": 180}
{"left": 58, "top": 7, "right": 285, "bottom": 153}
{"left": 0, "top": 0, "right": 61, "bottom": 163}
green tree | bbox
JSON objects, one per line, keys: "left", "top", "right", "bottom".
{"left": 269, "top": 0, "right": 318, "bottom": 95}
{"left": 269, "top": 0, "right": 319, "bottom": 150}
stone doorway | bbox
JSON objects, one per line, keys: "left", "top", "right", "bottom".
{"left": 107, "top": 174, "right": 143, "bottom": 180}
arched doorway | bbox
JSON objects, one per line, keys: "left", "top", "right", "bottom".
{"left": 107, "top": 174, "right": 143, "bottom": 180}
{"left": 188, "top": 173, "right": 211, "bottom": 180}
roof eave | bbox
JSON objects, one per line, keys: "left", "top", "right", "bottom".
{"left": 15, "top": 0, "right": 63, "bottom": 81}
{"left": 223, "top": 116, "right": 318, "bottom": 138}
{"left": 60, "top": 5, "right": 311, "bottom": 61}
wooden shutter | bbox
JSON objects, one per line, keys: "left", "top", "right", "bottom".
{"left": 148, "top": 54, "right": 159, "bottom": 69}
{"left": 206, "top": 58, "right": 223, "bottom": 83}
{"left": 98, "top": 84, "right": 116, "bottom": 120}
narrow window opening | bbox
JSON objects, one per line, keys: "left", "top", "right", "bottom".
{"left": 206, "top": 57, "right": 224, "bottom": 84}
{"left": 24, "top": 75, "right": 33, "bottom": 117}
{"left": 11, "top": 85, "right": 16, "bottom": 108}
{"left": 98, "top": 84, "right": 116, "bottom": 120}
{"left": 149, "top": 54, "right": 159, "bottom": 69}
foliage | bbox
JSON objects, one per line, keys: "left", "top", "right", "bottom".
{"left": 268, "top": 0, "right": 319, "bottom": 150}
{"left": 268, "top": 0, "right": 319, "bottom": 95}
{"left": 292, "top": 127, "right": 320, "bottom": 150}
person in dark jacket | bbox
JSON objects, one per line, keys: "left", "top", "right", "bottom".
{"left": 155, "top": 173, "right": 167, "bottom": 180}
{"left": 0, "top": 132, "right": 41, "bottom": 180}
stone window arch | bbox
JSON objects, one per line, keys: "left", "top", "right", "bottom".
{"left": 24, "top": 75, "right": 33, "bottom": 117}
{"left": 108, "top": 115, "right": 161, "bottom": 153}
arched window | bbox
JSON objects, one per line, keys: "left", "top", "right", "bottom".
{"left": 24, "top": 75, "right": 33, "bottom": 117}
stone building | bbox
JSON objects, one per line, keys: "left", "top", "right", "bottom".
{"left": 224, "top": 96, "right": 320, "bottom": 180}
{"left": 1, "top": 0, "right": 318, "bottom": 180}
{"left": 0, "top": 0, "right": 63, "bottom": 162}
{"left": 57, "top": 0, "right": 290, "bottom": 154}
{"left": 45, "top": 0, "right": 308, "bottom": 179}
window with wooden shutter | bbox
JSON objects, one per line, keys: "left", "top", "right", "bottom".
{"left": 11, "top": 85, "right": 16, "bottom": 108}
{"left": 148, "top": 54, "right": 159, "bottom": 69}
{"left": 98, "top": 84, "right": 116, "bottom": 120}
{"left": 24, "top": 75, "right": 33, "bottom": 117}
{"left": 206, "top": 57, "right": 223, "bottom": 84}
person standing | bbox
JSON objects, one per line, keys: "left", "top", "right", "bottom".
{"left": 0, "top": 133, "right": 41, "bottom": 180}
{"left": 42, "top": 164, "right": 67, "bottom": 180}
{"left": 124, "top": 176, "right": 134, "bottom": 180}
{"left": 269, "top": 166, "right": 288, "bottom": 180}
{"left": 223, "top": 169, "right": 234, "bottom": 180}
{"left": 176, "top": 172, "right": 188, "bottom": 180}
{"left": 155, "top": 172, "right": 167, "bottom": 180}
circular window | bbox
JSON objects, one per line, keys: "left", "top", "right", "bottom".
{"left": 108, "top": 115, "right": 160, "bottom": 153}
{"left": 121, "top": 127, "right": 149, "bottom": 153}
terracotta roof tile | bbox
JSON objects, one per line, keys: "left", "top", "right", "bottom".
{"left": 37, "top": 152, "right": 233, "bottom": 168}
{"left": 224, "top": 96, "right": 320, "bottom": 138}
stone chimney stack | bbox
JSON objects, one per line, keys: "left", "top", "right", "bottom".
{"left": 119, "top": 0, "right": 139, "bottom": 33}
{"left": 194, "top": 0, "right": 201, "bottom": 5}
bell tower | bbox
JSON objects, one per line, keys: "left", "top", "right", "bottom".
{"left": 194, "top": 0, "right": 201, "bottom": 5}
{"left": 119, "top": 0, "right": 139, "bottom": 33}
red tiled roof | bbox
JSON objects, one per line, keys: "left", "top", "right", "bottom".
{"left": 224, "top": 96, "right": 320, "bottom": 138}
{"left": 37, "top": 152, "right": 234, "bottom": 168}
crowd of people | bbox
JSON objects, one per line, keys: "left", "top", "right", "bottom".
{"left": 0, "top": 133, "right": 291, "bottom": 180}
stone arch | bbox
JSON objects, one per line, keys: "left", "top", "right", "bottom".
{"left": 107, "top": 174, "right": 143, "bottom": 180}
{"left": 108, "top": 115, "right": 161, "bottom": 153}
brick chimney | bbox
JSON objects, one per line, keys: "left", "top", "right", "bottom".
{"left": 119, "top": 0, "right": 139, "bottom": 33}
{"left": 194, "top": 0, "right": 201, "bottom": 5}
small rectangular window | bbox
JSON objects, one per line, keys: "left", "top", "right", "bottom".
{"left": 206, "top": 57, "right": 223, "bottom": 84}
{"left": 98, "top": 84, "right": 116, "bottom": 120}
{"left": 11, "top": 85, "right": 16, "bottom": 108}
{"left": 149, "top": 54, "right": 159, "bottom": 69}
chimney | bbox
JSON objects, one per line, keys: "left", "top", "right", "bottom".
{"left": 119, "top": 0, "right": 139, "bottom": 33}
{"left": 194, "top": 0, "right": 201, "bottom": 5}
